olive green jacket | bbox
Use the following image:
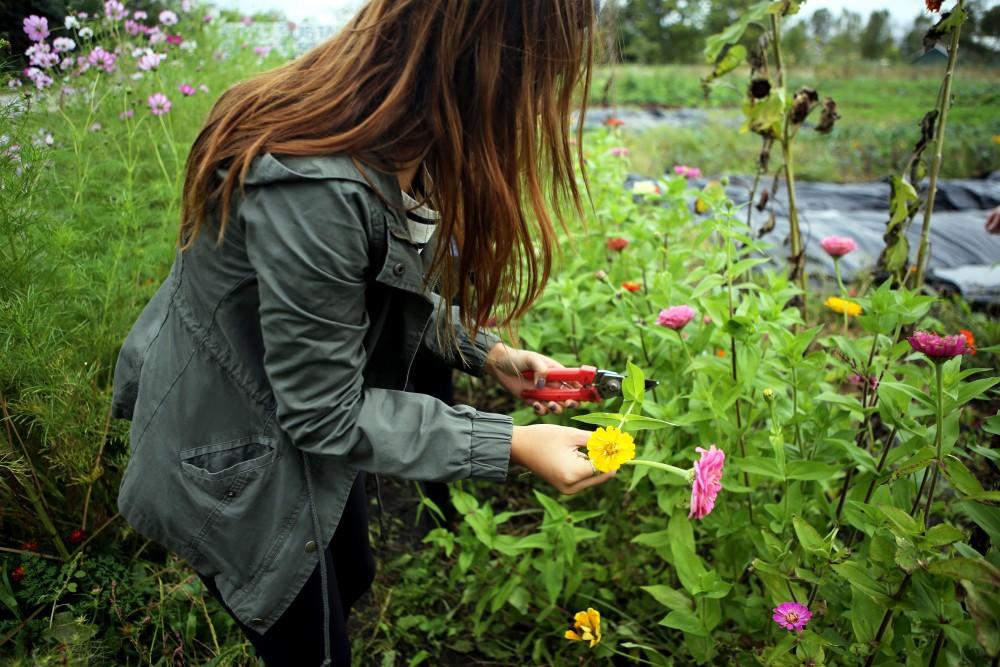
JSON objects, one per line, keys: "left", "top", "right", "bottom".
{"left": 111, "top": 153, "right": 513, "bottom": 639}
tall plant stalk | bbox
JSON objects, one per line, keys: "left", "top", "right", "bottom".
{"left": 912, "top": 0, "right": 964, "bottom": 288}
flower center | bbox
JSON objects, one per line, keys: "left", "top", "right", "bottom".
{"left": 784, "top": 612, "right": 799, "bottom": 624}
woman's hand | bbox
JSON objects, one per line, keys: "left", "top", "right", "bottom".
{"left": 510, "top": 424, "right": 616, "bottom": 495}
{"left": 484, "top": 343, "right": 580, "bottom": 415}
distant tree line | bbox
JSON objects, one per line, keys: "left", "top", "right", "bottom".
{"left": 608, "top": 0, "right": 1000, "bottom": 65}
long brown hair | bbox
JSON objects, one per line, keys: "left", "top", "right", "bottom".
{"left": 182, "top": 0, "right": 595, "bottom": 345}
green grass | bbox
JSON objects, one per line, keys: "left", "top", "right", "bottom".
{"left": 590, "top": 64, "right": 1000, "bottom": 181}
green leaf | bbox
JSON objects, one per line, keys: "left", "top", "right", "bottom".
{"left": 786, "top": 461, "right": 841, "bottom": 481}
{"left": 983, "top": 412, "right": 1000, "bottom": 436}
{"left": 623, "top": 360, "right": 645, "bottom": 404}
{"left": 733, "top": 456, "right": 784, "bottom": 479}
{"left": 878, "top": 381, "right": 935, "bottom": 411}
{"left": 669, "top": 511, "right": 707, "bottom": 594}
{"left": 877, "top": 504, "right": 921, "bottom": 537}
{"left": 943, "top": 457, "right": 985, "bottom": 497}
{"left": 927, "top": 557, "right": 1000, "bottom": 586}
{"left": 704, "top": 1, "right": 778, "bottom": 62}
{"left": 923, "top": 523, "right": 966, "bottom": 548}
{"left": 956, "top": 377, "right": 1000, "bottom": 407}
{"left": 641, "top": 585, "right": 692, "bottom": 611}
{"left": 572, "top": 413, "right": 677, "bottom": 430}
{"left": 659, "top": 609, "right": 708, "bottom": 636}
{"left": 831, "top": 561, "right": 890, "bottom": 605}
{"left": 815, "top": 391, "right": 865, "bottom": 413}
{"left": 793, "top": 516, "right": 828, "bottom": 557}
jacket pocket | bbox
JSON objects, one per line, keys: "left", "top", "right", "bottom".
{"left": 179, "top": 435, "right": 278, "bottom": 482}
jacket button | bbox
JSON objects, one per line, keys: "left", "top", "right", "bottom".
{"left": 392, "top": 262, "right": 405, "bottom": 277}
{"left": 251, "top": 618, "right": 264, "bottom": 625}
{"left": 304, "top": 540, "right": 317, "bottom": 553}
{"left": 226, "top": 490, "right": 236, "bottom": 498}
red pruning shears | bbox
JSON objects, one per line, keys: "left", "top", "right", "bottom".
{"left": 520, "top": 365, "right": 659, "bottom": 404}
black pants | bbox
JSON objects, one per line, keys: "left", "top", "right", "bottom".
{"left": 198, "top": 475, "right": 375, "bottom": 666}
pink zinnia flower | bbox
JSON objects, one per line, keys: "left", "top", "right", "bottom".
{"left": 166, "top": 34, "right": 184, "bottom": 46}
{"left": 772, "top": 602, "right": 812, "bottom": 632}
{"left": 178, "top": 83, "right": 196, "bottom": 96}
{"left": 820, "top": 236, "right": 857, "bottom": 258}
{"left": 657, "top": 305, "right": 696, "bottom": 331}
{"left": 148, "top": 92, "right": 171, "bottom": 116}
{"left": 607, "top": 146, "right": 629, "bottom": 157}
{"left": 159, "top": 10, "right": 179, "bottom": 26}
{"left": 907, "top": 331, "right": 968, "bottom": 359}
{"left": 689, "top": 445, "right": 724, "bottom": 520}
{"left": 673, "top": 165, "right": 702, "bottom": 179}
{"left": 23, "top": 15, "right": 50, "bottom": 42}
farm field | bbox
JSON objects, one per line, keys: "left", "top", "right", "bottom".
{"left": 1, "top": 3, "right": 999, "bottom": 667}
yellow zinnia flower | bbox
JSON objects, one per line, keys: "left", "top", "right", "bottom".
{"left": 992, "top": 134, "right": 1000, "bottom": 146}
{"left": 587, "top": 426, "right": 636, "bottom": 473}
{"left": 825, "top": 296, "right": 862, "bottom": 317}
{"left": 564, "top": 608, "right": 602, "bottom": 648}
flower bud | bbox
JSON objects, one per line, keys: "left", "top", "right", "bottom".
{"left": 762, "top": 388, "right": 775, "bottom": 403}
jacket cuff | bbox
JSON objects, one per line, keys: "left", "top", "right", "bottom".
{"left": 469, "top": 411, "right": 513, "bottom": 480}
{"left": 460, "top": 329, "right": 500, "bottom": 378}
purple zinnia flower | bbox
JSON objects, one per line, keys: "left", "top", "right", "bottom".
{"left": 907, "top": 331, "right": 968, "bottom": 360}
{"left": 657, "top": 305, "right": 696, "bottom": 331}
{"left": 148, "top": 92, "right": 171, "bottom": 116}
{"left": 772, "top": 602, "right": 812, "bottom": 632}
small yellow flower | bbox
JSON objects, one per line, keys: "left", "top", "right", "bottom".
{"left": 587, "top": 426, "right": 636, "bottom": 473}
{"left": 992, "top": 134, "right": 1000, "bottom": 146}
{"left": 564, "top": 608, "right": 602, "bottom": 648}
{"left": 824, "top": 296, "right": 862, "bottom": 317}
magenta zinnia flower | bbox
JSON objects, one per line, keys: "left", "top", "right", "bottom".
{"left": 148, "top": 92, "right": 171, "bottom": 116}
{"left": 907, "top": 331, "right": 967, "bottom": 359}
{"left": 23, "top": 15, "right": 50, "bottom": 42}
{"left": 689, "top": 445, "right": 724, "bottom": 520}
{"left": 607, "top": 146, "right": 629, "bottom": 157}
{"left": 673, "top": 165, "right": 702, "bottom": 179}
{"left": 772, "top": 602, "right": 812, "bottom": 632}
{"left": 657, "top": 305, "right": 696, "bottom": 331}
{"left": 820, "top": 236, "right": 857, "bottom": 258}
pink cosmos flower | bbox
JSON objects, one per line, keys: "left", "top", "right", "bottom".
{"left": 104, "top": 1, "right": 127, "bottom": 20}
{"left": 689, "top": 445, "right": 724, "bottom": 520}
{"left": 27, "top": 43, "right": 60, "bottom": 68}
{"left": 23, "top": 15, "right": 50, "bottom": 42}
{"left": 772, "top": 602, "right": 812, "bottom": 632}
{"left": 87, "top": 47, "right": 117, "bottom": 73}
{"left": 242, "top": 16, "right": 254, "bottom": 26}
{"left": 607, "top": 146, "right": 629, "bottom": 157}
{"left": 254, "top": 45, "right": 272, "bottom": 58}
{"left": 136, "top": 51, "right": 165, "bottom": 71}
{"left": 820, "top": 236, "right": 857, "bottom": 258}
{"left": 907, "top": 331, "right": 968, "bottom": 359}
{"left": 148, "top": 92, "right": 171, "bottom": 116}
{"left": 178, "top": 83, "right": 196, "bottom": 96}
{"left": 159, "top": 10, "right": 179, "bottom": 26}
{"left": 119, "top": 109, "right": 134, "bottom": 120}
{"left": 133, "top": 11, "right": 148, "bottom": 21}
{"left": 198, "top": 83, "right": 210, "bottom": 93}
{"left": 24, "top": 67, "right": 53, "bottom": 90}
{"left": 125, "top": 19, "right": 145, "bottom": 36}
{"left": 657, "top": 305, "right": 696, "bottom": 331}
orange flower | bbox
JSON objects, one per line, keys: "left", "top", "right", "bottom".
{"left": 604, "top": 117, "right": 625, "bottom": 127}
{"left": 926, "top": 0, "right": 942, "bottom": 11}
{"left": 960, "top": 329, "right": 976, "bottom": 355}
{"left": 716, "top": 348, "right": 726, "bottom": 357}
{"left": 621, "top": 281, "right": 642, "bottom": 293}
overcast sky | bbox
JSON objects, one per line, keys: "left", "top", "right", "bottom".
{"left": 217, "top": 0, "right": 999, "bottom": 31}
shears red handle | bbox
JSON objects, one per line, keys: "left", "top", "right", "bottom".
{"left": 520, "top": 365, "right": 601, "bottom": 403}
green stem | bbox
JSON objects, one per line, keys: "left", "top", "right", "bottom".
{"left": 913, "top": 0, "right": 963, "bottom": 288}
{"left": 624, "top": 460, "right": 690, "bottom": 479}
{"left": 922, "top": 362, "right": 945, "bottom": 529}
{"left": 676, "top": 329, "right": 693, "bottom": 365}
